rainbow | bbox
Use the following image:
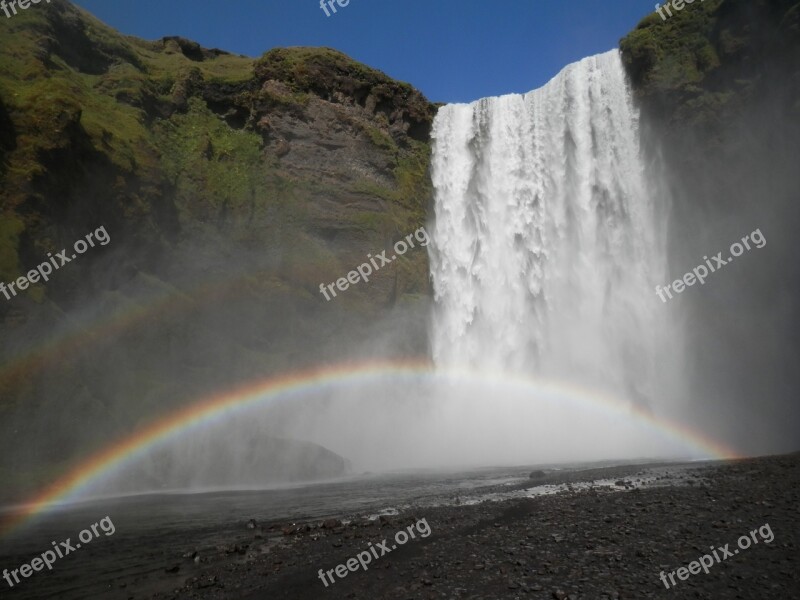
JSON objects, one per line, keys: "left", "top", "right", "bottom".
{"left": 0, "top": 360, "right": 742, "bottom": 536}
{"left": 0, "top": 275, "right": 242, "bottom": 387}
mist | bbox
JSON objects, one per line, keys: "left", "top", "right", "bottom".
{"left": 640, "top": 35, "right": 800, "bottom": 457}
{"left": 0, "top": 46, "right": 753, "bottom": 505}
{"left": 2, "top": 7, "right": 798, "bottom": 509}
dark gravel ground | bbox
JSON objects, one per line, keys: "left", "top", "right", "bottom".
{"left": 146, "top": 453, "right": 799, "bottom": 600}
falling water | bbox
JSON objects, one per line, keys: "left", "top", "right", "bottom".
{"left": 42, "top": 53, "right": 682, "bottom": 504}
{"left": 429, "top": 50, "right": 668, "bottom": 409}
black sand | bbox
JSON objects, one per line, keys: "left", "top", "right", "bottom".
{"left": 134, "top": 453, "right": 800, "bottom": 600}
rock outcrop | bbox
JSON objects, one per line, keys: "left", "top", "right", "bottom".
{"left": 0, "top": 0, "right": 434, "bottom": 496}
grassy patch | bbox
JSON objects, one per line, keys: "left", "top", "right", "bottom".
{"left": 154, "top": 97, "right": 265, "bottom": 211}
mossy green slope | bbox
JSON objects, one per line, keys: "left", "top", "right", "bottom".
{"left": 621, "top": 0, "right": 800, "bottom": 138}
{"left": 0, "top": 0, "right": 436, "bottom": 498}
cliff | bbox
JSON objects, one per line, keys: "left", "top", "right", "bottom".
{"left": 620, "top": 0, "right": 800, "bottom": 453}
{"left": 0, "top": 0, "right": 434, "bottom": 492}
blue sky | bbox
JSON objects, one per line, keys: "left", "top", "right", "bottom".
{"left": 71, "top": 0, "right": 657, "bottom": 104}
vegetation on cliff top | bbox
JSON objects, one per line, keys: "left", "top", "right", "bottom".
{"left": 0, "top": 0, "right": 436, "bottom": 495}
{"left": 0, "top": 0, "right": 436, "bottom": 292}
{"left": 620, "top": 0, "right": 800, "bottom": 133}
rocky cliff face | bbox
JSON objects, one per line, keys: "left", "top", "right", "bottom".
{"left": 621, "top": 0, "right": 799, "bottom": 160}
{"left": 0, "top": 0, "right": 435, "bottom": 491}
{"left": 620, "top": 0, "right": 800, "bottom": 453}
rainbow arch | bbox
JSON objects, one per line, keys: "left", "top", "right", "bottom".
{"left": 0, "top": 360, "right": 741, "bottom": 536}
{"left": 0, "top": 273, "right": 250, "bottom": 387}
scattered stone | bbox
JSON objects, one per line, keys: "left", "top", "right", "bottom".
{"left": 124, "top": 455, "right": 799, "bottom": 599}
{"left": 322, "top": 518, "right": 342, "bottom": 529}
{"left": 378, "top": 515, "right": 393, "bottom": 527}
{"left": 197, "top": 575, "right": 217, "bottom": 589}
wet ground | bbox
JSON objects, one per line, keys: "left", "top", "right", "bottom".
{"left": 1, "top": 455, "right": 797, "bottom": 599}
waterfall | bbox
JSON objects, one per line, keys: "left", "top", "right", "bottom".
{"left": 429, "top": 50, "right": 667, "bottom": 408}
